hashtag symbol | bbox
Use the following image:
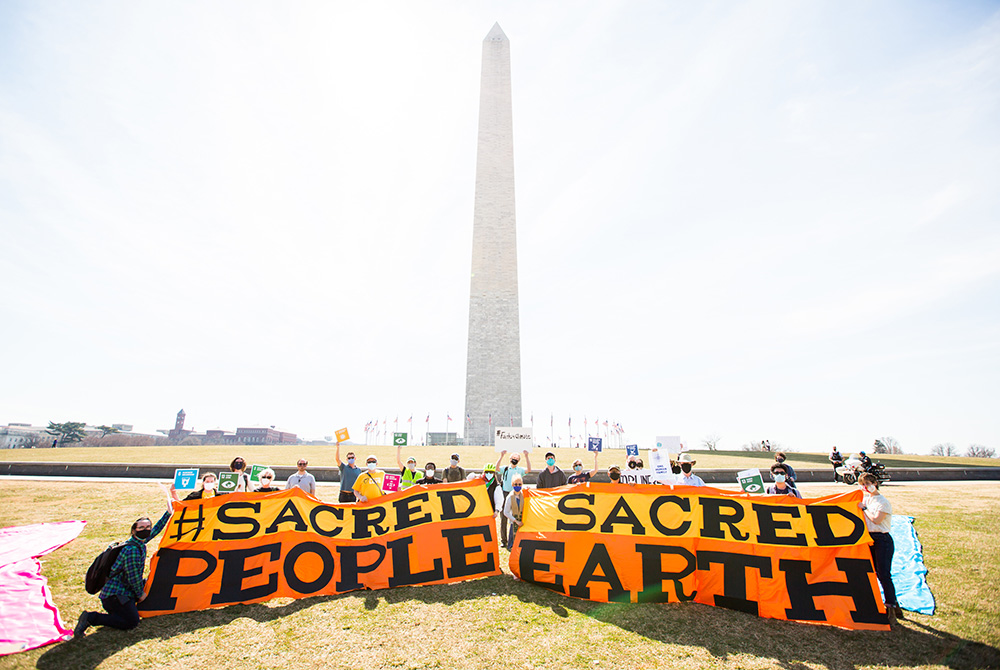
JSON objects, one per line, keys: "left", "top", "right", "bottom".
{"left": 171, "top": 504, "right": 206, "bottom": 542}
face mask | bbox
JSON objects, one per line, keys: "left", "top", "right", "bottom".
{"left": 425, "top": 469, "right": 435, "bottom": 478}
{"left": 407, "top": 463, "right": 416, "bottom": 472}
{"left": 512, "top": 485, "right": 522, "bottom": 492}
{"left": 510, "top": 459, "right": 519, "bottom": 466}
{"left": 776, "top": 457, "right": 785, "bottom": 463}
{"left": 347, "top": 458, "right": 355, "bottom": 465}
{"left": 863, "top": 484, "right": 877, "bottom": 494}
{"left": 203, "top": 481, "right": 217, "bottom": 491}
{"left": 134, "top": 528, "right": 152, "bottom": 540}
{"left": 485, "top": 472, "right": 494, "bottom": 480}
{"left": 773, "top": 474, "right": 786, "bottom": 483}
{"left": 628, "top": 462, "right": 637, "bottom": 469}
{"left": 609, "top": 472, "right": 621, "bottom": 481}
{"left": 574, "top": 465, "right": 582, "bottom": 472}
{"left": 451, "top": 459, "right": 459, "bottom": 466}
{"left": 546, "top": 458, "right": 555, "bottom": 466}
{"left": 671, "top": 465, "right": 681, "bottom": 474}
{"left": 367, "top": 462, "right": 378, "bottom": 471}
{"left": 681, "top": 463, "right": 692, "bottom": 474}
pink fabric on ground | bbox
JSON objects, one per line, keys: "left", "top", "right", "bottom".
{"left": 0, "top": 559, "right": 73, "bottom": 655}
{"left": 0, "top": 521, "right": 87, "bottom": 567}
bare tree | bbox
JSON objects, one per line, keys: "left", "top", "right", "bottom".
{"left": 931, "top": 443, "right": 958, "bottom": 457}
{"left": 966, "top": 444, "right": 996, "bottom": 459}
{"left": 873, "top": 437, "right": 903, "bottom": 455}
{"left": 702, "top": 433, "right": 721, "bottom": 451}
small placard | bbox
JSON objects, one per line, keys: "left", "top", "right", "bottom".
{"left": 382, "top": 473, "right": 401, "bottom": 493}
{"left": 249, "top": 464, "right": 268, "bottom": 483}
{"left": 393, "top": 432, "right": 408, "bottom": 447}
{"left": 174, "top": 468, "right": 199, "bottom": 491}
{"left": 218, "top": 472, "right": 240, "bottom": 494}
{"left": 738, "top": 468, "right": 765, "bottom": 494}
{"left": 649, "top": 450, "right": 674, "bottom": 483}
{"left": 495, "top": 427, "right": 533, "bottom": 453}
{"left": 655, "top": 436, "right": 681, "bottom": 452}
{"left": 619, "top": 469, "right": 653, "bottom": 485}
{"left": 587, "top": 437, "right": 603, "bottom": 452}
{"left": 335, "top": 428, "right": 350, "bottom": 443}
{"left": 625, "top": 444, "right": 639, "bottom": 457}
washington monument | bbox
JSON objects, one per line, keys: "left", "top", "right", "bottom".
{"left": 464, "top": 23, "right": 522, "bottom": 446}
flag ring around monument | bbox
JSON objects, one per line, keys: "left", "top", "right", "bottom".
{"left": 508, "top": 483, "right": 892, "bottom": 631}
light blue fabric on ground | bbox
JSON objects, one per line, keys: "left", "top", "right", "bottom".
{"left": 889, "top": 515, "right": 936, "bottom": 615}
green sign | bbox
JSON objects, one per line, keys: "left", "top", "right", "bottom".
{"left": 218, "top": 472, "right": 240, "bottom": 493}
{"left": 249, "top": 464, "right": 268, "bottom": 483}
{"left": 737, "top": 468, "right": 765, "bottom": 494}
{"left": 393, "top": 432, "right": 408, "bottom": 447}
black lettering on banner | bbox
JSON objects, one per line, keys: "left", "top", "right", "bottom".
{"left": 438, "top": 489, "right": 476, "bottom": 521}
{"left": 568, "top": 543, "right": 628, "bottom": 602}
{"left": 649, "top": 496, "right": 692, "bottom": 537}
{"left": 352, "top": 506, "right": 389, "bottom": 539}
{"left": 752, "top": 504, "right": 808, "bottom": 546}
{"left": 599, "top": 497, "right": 645, "bottom": 536}
{"left": 696, "top": 550, "right": 772, "bottom": 615}
{"left": 518, "top": 539, "right": 565, "bottom": 593}
{"left": 171, "top": 505, "right": 206, "bottom": 542}
{"left": 387, "top": 535, "right": 445, "bottom": 587}
{"left": 265, "top": 499, "right": 309, "bottom": 534}
{"left": 335, "top": 544, "right": 387, "bottom": 592}
{"left": 283, "top": 542, "right": 336, "bottom": 594}
{"left": 211, "top": 543, "right": 281, "bottom": 605}
{"left": 212, "top": 501, "right": 261, "bottom": 541}
{"left": 556, "top": 494, "right": 596, "bottom": 531}
{"left": 441, "top": 525, "right": 496, "bottom": 578}
{"left": 805, "top": 507, "right": 866, "bottom": 547}
{"left": 635, "top": 544, "right": 697, "bottom": 603}
{"left": 309, "top": 505, "right": 344, "bottom": 537}
{"left": 780, "top": 557, "right": 887, "bottom": 625}
{"left": 700, "top": 498, "right": 750, "bottom": 541}
{"left": 139, "top": 548, "right": 217, "bottom": 611}
{"left": 393, "top": 492, "right": 432, "bottom": 531}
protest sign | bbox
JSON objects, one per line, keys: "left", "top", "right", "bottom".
{"left": 495, "top": 428, "right": 532, "bottom": 453}
{"left": 393, "top": 433, "right": 408, "bottom": 447}
{"left": 139, "top": 480, "right": 501, "bottom": 617}
{"left": 655, "top": 436, "right": 681, "bottom": 452}
{"left": 588, "top": 437, "right": 602, "bottom": 452}
{"left": 382, "top": 473, "right": 401, "bottom": 493}
{"left": 738, "top": 468, "right": 765, "bottom": 494}
{"left": 625, "top": 445, "right": 639, "bottom": 457}
{"left": 649, "top": 450, "right": 674, "bottom": 483}
{"left": 217, "top": 473, "right": 239, "bottom": 494}
{"left": 618, "top": 469, "right": 654, "bottom": 485}
{"left": 335, "top": 428, "right": 350, "bottom": 443}
{"left": 174, "top": 468, "right": 199, "bottom": 492}
{"left": 249, "top": 465, "right": 268, "bottom": 483}
{"left": 509, "top": 484, "right": 890, "bottom": 631}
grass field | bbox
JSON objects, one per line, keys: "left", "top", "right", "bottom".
{"left": 2, "top": 445, "right": 995, "bottom": 472}
{"left": 0, "top": 480, "right": 998, "bottom": 670}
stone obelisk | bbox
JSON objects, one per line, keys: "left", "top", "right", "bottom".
{"left": 464, "top": 22, "right": 522, "bottom": 446}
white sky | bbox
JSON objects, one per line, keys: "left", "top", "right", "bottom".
{"left": 2, "top": 1, "right": 998, "bottom": 454}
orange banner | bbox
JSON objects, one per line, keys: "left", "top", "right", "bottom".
{"left": 509, "top": 483, "right": 889, "bottom": 630}
{"left": 139, "top": 480, "right": 500, "bottom": 616}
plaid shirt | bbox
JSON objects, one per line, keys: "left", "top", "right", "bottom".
{"left": 100, "top": 508, "right": 171, "bottom": 600}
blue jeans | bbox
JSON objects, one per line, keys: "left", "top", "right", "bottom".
{"left": 508, "top": 525, "right": 518, "bottom": 549}
{"left": 869, "top": 532, "right": 898, "bottom": 607}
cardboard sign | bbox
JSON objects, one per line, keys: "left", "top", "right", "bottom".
{"left": 382, "top": 473, "right": 401, "bottom": 493}
{"left": 495, "top": 427, "right": 532, "bottom": 453}
{"left": 174, "top": 468, "right": 199, "bottom": 491}
{"left": 737, "top": 468, "right": 765, "bottom": 494}
{"left": 218, "top": 472, "right": 240, "bottom": 494}
{"left": 393, "top": 432, "right": 408, "bottom": 447}
{"left": 649, "top": 450, "right": 674, "bottom": 484}
{"left": 655, "top": 436, "right": 681, "bottom": 453}
{"left": 618, "top": 469, "right": 654, "bottom": 485}
{"left": 335, "top": 428, "right": 350, "bottom": 443}
{"left": 588, "top": 437, "right": 603, "bottom": 452}
{"left": 625, "top": 444, "right": 639, "bottom": 457}
{"left": 249, "top": 465, "right": 268, "bottom": 483}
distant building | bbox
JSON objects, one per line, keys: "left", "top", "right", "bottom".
{"left": 0, "top": 424, "right": 50, "bottom": 449}
{"left": 225, "top": 427, "right": 298, "bottom": 445}
{"left": 426, "top": 432, "right": 462, "bottom": 446}
{"left": 168, "top": 409, "right": 191, "bottom": 441}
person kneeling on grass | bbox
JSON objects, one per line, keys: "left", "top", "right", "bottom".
{"left": 74, "top": 487, "right": 172, "bottom": 637}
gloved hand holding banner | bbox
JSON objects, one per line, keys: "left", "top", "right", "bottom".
{"left": 138, "top": 480, "right": 500, "bottom": 616}
{"left": 509, "top": 483, "right": 890, "bottom": 631}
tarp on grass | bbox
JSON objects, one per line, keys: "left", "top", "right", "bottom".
{"left": 890, "top": 515, "right": 935, "bottom": 615}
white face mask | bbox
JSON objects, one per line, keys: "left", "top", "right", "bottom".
{"left": 863, "top": 484, "right": 877, "bottom": 494}
{"left": 203, "top": 481, "right": 217, "bottom": 491}
{"left": 425, "top": 469, "right": 435, "bottom": 478}
{"left": 367, "top": 462, "right": 378, "bottom": 471}
{"left": 773, "top": 474, "right": 786, "bottom": 483}
{"left": 407, "top": 463, "right": 417, "bottom": 471}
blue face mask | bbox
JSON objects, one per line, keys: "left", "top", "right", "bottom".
{"left": 512, "top": 485, "right": 522, "bottom": 492}
{"left": 773, "top": 473, "right": 786, "bottom": 483}
{"left": 546, "top": 458, "right": 555, "bottom": 466}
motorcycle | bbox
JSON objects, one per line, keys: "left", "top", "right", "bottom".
{"left": 836, "top": 457, "right": 890, "bottom": 485}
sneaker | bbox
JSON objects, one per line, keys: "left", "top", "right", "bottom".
{"left": 73, "top": 612, "right": 89, "bottom": 637}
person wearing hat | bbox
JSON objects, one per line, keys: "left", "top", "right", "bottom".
{"left": 396, "top": 445, "right": 422, "bottom": 490}
{"left": 416, "top": 462, "right": 442, "bottom": 485}
{"left": 676, "top": 453, "right": 705, "bottom": 487}
{"left": 568, "top": 450, "right": 599, "bottom": 485}
{"left": 607, "top": 465, "right": 623, "bottom": 483}
{"left": 859, "top": 450, "right": 873, "bottom": 472}
{"left": 352, "top": 455, "right": 386, "bottom": 503}
{"left": 480, "top": 462, "right": 504, "bottom": 515}
{"left": 536, "top": 451, "right": 567, "bottom": 489}
{"left": 443, "top": 453, "right": 466, "bottom": 482}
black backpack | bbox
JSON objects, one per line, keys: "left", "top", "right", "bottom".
{"left": 85, "top": 541, "right": 127, "bottom": 594}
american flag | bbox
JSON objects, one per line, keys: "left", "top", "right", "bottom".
{"left": 425, "top": 414, "right": 430, "bottom": 423}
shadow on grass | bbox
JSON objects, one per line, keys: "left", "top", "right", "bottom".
{"left": 37, "top": 574, "right": 1000, "bottom": 670}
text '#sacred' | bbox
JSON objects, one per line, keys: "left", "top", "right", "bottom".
{"left": 139, "top": 480, "right": 501, "bottom": 616}
{"left": 509, "top": 484, "right": 890, "bottom": 630}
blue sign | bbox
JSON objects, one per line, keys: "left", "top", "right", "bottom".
{"left": 174, "top": 468, "right": 199, "bottom": 491}
{"left": 588, "top": 437, "right": 603, "bottom": 452}
{"left": 625, "top": 444, "right": 639, "bottom": 457}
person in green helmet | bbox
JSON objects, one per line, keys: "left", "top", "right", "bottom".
{"left": 480, "top": 462, "right": 504, "bottom": 516}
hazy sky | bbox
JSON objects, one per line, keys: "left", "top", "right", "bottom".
{"left": 2, "top": 1, "right": 998, "bottom": 454}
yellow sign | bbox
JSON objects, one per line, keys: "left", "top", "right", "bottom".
{"left": 335, "top": 428, "right": 350, "bottom": 443}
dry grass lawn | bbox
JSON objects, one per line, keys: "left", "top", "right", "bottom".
{"left": 0, "top": 480, "right": 998, "bottom": 670}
